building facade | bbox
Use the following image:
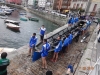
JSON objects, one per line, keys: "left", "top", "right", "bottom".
{"left": 6, "top": 0, "right": 22, "bottom": 4}
{"left": 53, "top": 0, "right": 71, "bottom": 11}
{"left": 38, "top": 0, "right": 47, "bottom": 8}
{"left": 70, "top": 0, "right": 89, "bottom": 10}
{"left": 88, "top": 0, "right": 100, "bottom": 13}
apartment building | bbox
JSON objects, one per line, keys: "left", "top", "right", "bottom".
{"left": 53, "top": 0, "right": 71, "bottom": 11}
{"left": 70, "top": 0, "right": 89, "bottom": 10}
{"left": 88, "top": 0, "right": 100, "bottom": 13}
{"left": 38, "top": 0, "right": 47, "bottom": 7}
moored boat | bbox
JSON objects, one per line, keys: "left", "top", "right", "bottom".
{"left": 0, "top": 15, "right": 8, "bottom": 19}
{"left": 28, "top": 17, "right": 39, "bottom": 22}
{"left": 6, "top": 23, "right": 20, "bottom": 30}
{"left": 4, "top": 10, "right": 12, "bottom": 15}
{"left": 20, "top": 12, "right": 27, "bottom": 15}
{"left": 20, "top": 17, "right": 28, "bottom": 21}
{"left": 4, "top": 19, "right": 20, "bottom": 25}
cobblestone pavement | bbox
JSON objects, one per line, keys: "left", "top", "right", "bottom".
{"left": 7, "top": 24, "right": 96, "bottom": 75}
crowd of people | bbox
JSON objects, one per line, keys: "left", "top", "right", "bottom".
{"left": 26, "top": 14, "right": 92, "bottom": 75}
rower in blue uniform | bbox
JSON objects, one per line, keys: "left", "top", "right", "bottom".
{"left": 28, "top": 33, "right": 37, "bottom": 57}
{"left": 75, "top": 17, "right": 79, "bottom": 23}
{"left": 68, "top": 32, "right": 73, "bottom": 45}
{"left": 40, "top": 39, "right": 50, "bottom": 69}
{"left": 51, "top": 35, "right": 62, "bottom": 62}
{"left": 40, "top": 25, "right": 46, "bottom": 42}
{"left": 62, "top": 35, "right": 69, "bottom": 53}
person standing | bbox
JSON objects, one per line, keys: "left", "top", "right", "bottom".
{"left": 51, "top": 36, "right": 62, "bottom": 62}
{"left": 40, "top": 39, "right": 50, "bottom": 69}
{"left": 68, "top": 32, "right": 73, "bottom": 49}
{"left": 0, "top": 52, "right": 10, "bottom": 75}
{"left": 40, "top": 25, "right": 46, "bottom": 42}
{"left": 62, "top": 35, "right": 69, "bottom": 53}
{"left": 28, "top": 33, "right": 37, "bottom": 57}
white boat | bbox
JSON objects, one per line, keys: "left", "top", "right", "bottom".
{"left": 0, "top": 9, "right": 5, "bottom": 15}
{"left": 0, "top": 15, "right": 8, "bottom": 19}
{"left": 1, "top": 5, "right": 14, "bottom": 12}
{"left": 6, "top": 23, "right": 20, "bottom": 30}
{"left": 4, "top": 19, "right": 20, "bottom": 25}
{"left": 4, "top": 10, "right": 12, "bottom": 15}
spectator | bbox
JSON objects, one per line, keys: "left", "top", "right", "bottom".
{"left": 0, "top": 52, "right": 10, "bottom": 75}
{"left": 46, "top": 71, "right": 52, "bottom": 75}
{"left": 40, "top": 25, "right": 46, "bottom": 42}
{"left": 66, "top": 64, "right": 73, "bottom": 75}
{"left": 40, "top": 39, "right": 50, "bottom": 69}
{"left": 28, "top": 33, "right": 37, "bottom": 57}
{"left": 51, "top": 35, "right": 62, "bottom": 62}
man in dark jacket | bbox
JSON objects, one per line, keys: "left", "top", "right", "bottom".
{"left": 0, "top": 52, "right": 10, "bottom": 75}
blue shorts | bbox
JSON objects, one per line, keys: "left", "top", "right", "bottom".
{"left": 29, "top": 45, "right": 35, "bottom": 49}
{"left": 41, "top": 54, "right": 47, "bottom": 57}
{"left": 69, "top": 40, "right": 72, "bottom": 44}
{"left": 54, "top": 49, "right": 60, "bottom": 53}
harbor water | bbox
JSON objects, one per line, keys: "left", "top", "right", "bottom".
{"left": 0, "top": 9, "right": 58, "bottom": 49}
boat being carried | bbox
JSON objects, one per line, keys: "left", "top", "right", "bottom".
{"left": 6, "top": 23, "right": 20, "bottom": 30}
{"left": 4, "top": 19, "right": 20, "bottom": 25}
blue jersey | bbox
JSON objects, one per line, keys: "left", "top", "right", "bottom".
{"left": 54, "top": 40, "right": 62, "bottom": 52}
{"left": 71, "top": 18, "right": 75, "bottom": 24}
{"left": 29, "top": 36, "right": 37, "bottom": 48}
{"left": 85, "top": 20, "right": 91, "bottom": 29}
{"left": 68, "top": 34, "right": 73, "bottom": 44}
{"left": 40, "top": 27, "right": 46, "bottom": 36}
{"left": 75, "top": 17, "right": 79, "bottom": 23}
{"left": 63, "top": 37, "right": 69, "bottom": 46}
{"left": 41, "top": 42, "right": 50, "bottom": 57}
{"left": 68, "top": 18, "right": 72, "bottom": 24}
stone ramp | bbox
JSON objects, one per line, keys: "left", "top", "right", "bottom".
{"left": 7, "top": 41, "right": 86, "bottom": 75}
{"left": 7, "top": 24, "right": 96, "bottom": 75}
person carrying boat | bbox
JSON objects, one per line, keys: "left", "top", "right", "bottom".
{"left": 0, "top": 52, "right": 10, "bottom": 75}
{"left": 28, "top": 33, "right": 37, "bottom": 57}
{"left": 40, "top": 39, "right": 50, "bottom": 69}
{"left": 62, "top": 35, "right": 69, "bottom": 54}
{"left": 39, "top": 25, "right": 46, "bottom": 42}
{"left": 51, "top": 35, "right": 62, "bottom": 62}
{"left": 68, "top": 32, "right": 73, "bottom": 49}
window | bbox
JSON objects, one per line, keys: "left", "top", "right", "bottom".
{"left": 76, "top": 4, "right": 79, "bottom": 9}
{"left": 93, "top": 4, "right": 97, "bottom": 11}
{"left": 73, "top": 0, "right": 77, "bottom": 2}
{"left": 73, "top": 3, "right": 76, "bottom": 9}
{"left": 81, "top": 4, "right": 83, "bottom": 9}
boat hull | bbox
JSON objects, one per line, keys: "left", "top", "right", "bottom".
{"left": 20, "top": 18, "right": 27, "bottom": 21}
{"left": 6, "top": 23, "right": 20, "bottom": 31}
{"left": 28, "top": 17, "right": 39, "bottom": 22}
{"left": 7, "top": 25, "right": 20, "bottom": 30}
{"left": 4, "top": 20, "right": 20, "bottom": 25}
